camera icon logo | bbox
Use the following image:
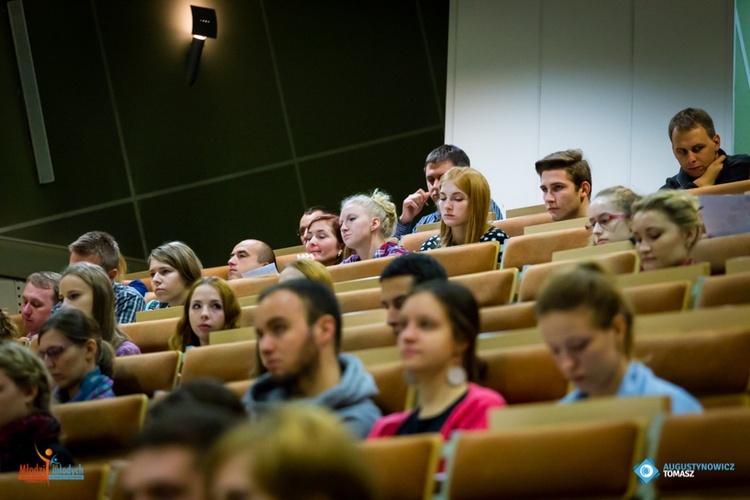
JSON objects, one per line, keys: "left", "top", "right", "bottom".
{"left": 634, "top": 458, "right": 660, "bottom": 484}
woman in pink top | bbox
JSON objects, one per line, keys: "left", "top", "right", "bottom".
{"left": 368, "top": 281, "right": 505, "bottom": 440}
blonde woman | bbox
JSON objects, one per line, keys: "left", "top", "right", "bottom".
{"left": 339, "top": 189, "right": 407, "bottom": 263}
{"left": 279, "top": 259, "right": 334, "bottom": 290}
{"left": 587, "top": 186, "right": 641, "bottom": 246}
{"left": 421, "top": 167, "right": 508, "bottom": 263}
{"left": 146, "top": 241, "right": 203, "bottom": 310}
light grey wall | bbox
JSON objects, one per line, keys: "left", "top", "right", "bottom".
{"left": 446, "top": 0, "right": 735, "bottom": 213}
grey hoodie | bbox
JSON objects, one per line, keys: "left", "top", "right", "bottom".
{"left": 242, "top": 352, "right": 382, "bottom": 439}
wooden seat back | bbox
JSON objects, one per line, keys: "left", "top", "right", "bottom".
{"left": 691, "top": 233, "right": 750, "bottom": 274}
{"left": 120, "top": 317, "right": 177, "bottom": 353}
{"left": 180, "top": 340, "right": 257, "bottom": 384}
{"left": 697, "top": 271, "right": 750, "bottom": 308}
{"left": 492, "top": 212, "right": 552, "bottom": 237}
{"left": 501, "top": 227, "right": 591, "bottom": 270}
{"left": 401, "top": 229, "right": 438, "bottom": 252}
{"left": 112, "top": 350, "right": 180, "bottom": 396}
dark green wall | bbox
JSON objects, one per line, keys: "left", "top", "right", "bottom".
{"left": 737, "top": 0, "right": 749, "bottom": 153}
{"left": 0, "top": 0, "right": 447, "bottom": 275}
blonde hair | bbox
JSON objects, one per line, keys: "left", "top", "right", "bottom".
{"left": 284, "top": 260, "right": 334, "bottom": 290}
{"left": 205, "top": 405, "right": 374, "bottom": 500}
{"left": 439, "top": 167, "right": 491, "bottom": 247}
{"left": 0, "top": 310, "right": 19, "bottom": 341}
{"left": 340, "top": 189, "right": 397, "bottom": 239}
{"left": 148, "top": 241, "right": 203, "bottom": 285}
{"left": 631, "top": 190, "right": 703, "bottom": 250}
{"left": 536, "top": 262, "right": 634, "bottom": 356}
{"left": 594, "top": 186, "right": 642, "bottom": 216}
{"left": 171, "top": 277, "right": 241, "bottom": 351}
{"left": 0, "top": 341, "right": 52, "bottom": 413}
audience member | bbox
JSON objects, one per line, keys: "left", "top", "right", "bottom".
{"left": 536, "top": 262, "right": 701, "bottom": 414}
{"left": 535, "top": 149, "right": 592, "bottom": 221}
{"left": 662, "top": 107, "right": 750, "bottom": 189}
{"left": 20, "top": 272, "right": 60, "bottom": 339}
{"left": 393, "top": 145, "right": 503, "bottom": 239}
{"left": 278, "top": 259, "right": 334, "bottom": 290}
{"left": 59, "top": 262, "right": 140, "bottom": 356}
{"left": 0, "top": 310, "right": 19, "bottom": 342}
{"left": 206, "top": 405, "right": 375, "bottom": 500}
{"left": 38, "top": 308, "right": 115, "bottom": 403}
{"left": 149, "top": 378, "right": 246, "bottom": 420}
{"left": 121, "top": 405, "right": 243, "bottom": 500}
{"left": 146, "top": 241, "right": 203, "bottom": 310}
{"left": 420, "top": 167, "right": 508, "bottom": 263}
{"left": 587, "top": 186, "right": 641, "bottom": 246}
{"left": 116, "top": 253, "right": 147, "bottom": 297}
{"left": 0, "top": 342, "right": 73, "bottom": 473}
{"left": 369, "top": 281, "right": 506, "bottom": 439}
{"left": 297, "top": 206, "right": 327, "bottom": 244}
{"left": 227, "top": 239, "right": 277, "bottom": 280}
{"left": 302, "top": 214, "right": 346, "bottom": 266}
{"left": 340, "top": 189, "right": 407, "bottom": 263}
{"left": 379, "top": 253, "right": 448, "bottom": 330}
{"left": 631, "top": 190, "right": 702, "bottom": 271}
{"left": 170, "top": 277, "right": 241, "bottom": 352}
{"left": 66, "top": 231, "right": 145, "bottom": 323}
{"left": 243, "top": 280, "right": 381, "bottom": 438}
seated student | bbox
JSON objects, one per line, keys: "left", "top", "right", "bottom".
{"left": 243, "top": 280, "right": 381, "bottom": 439}
{"left": 169, "top": 277, "right": 241, "bottom": 352}
{"left": 116, "top": 253, "right": 147, "bottom": 297}
{"left": 536, "top": 149, "right": 592, "bottom": 221}
{"left": 0, "top": 342, "right": 74, "bottom": 473}
{"left": 206, "top": 405, "right": 375, "bottom": 500}
{"left": 369, "top": 281, "right": 506, "bottom": 440}
{"left": 278, "top": 259, "right": 334, "bottom": 290}
{"left": 145, "top": 241, "right": 203, "bottom": 310}
{"left": 536, "top": 262, "right": 702, "bottom": 414}
{"left": 420, "top": 167, "right": 508, "bottom": 264}
{"left": 59, "top": 262, "right": 141, "bottom": 356}
{"left": 302, "top": 214, "right": 347, "bottom": 266}
{"left": 227, "top": 239, "right": 277, "bottom": 280}
{"left": 297, "top": 206, "right": 327, "bottom": 244}
{"left": 393, "top": 144, "right": 504, "bottom": 239}
{"left": 587, "top": 186, "right": 642, "bottom": 246}
{"left": 340, "top": 190, "right": 407, "bottom": 263}
{"left": 38, "top": 309, "right": 116, "bottom": 403}
{"left": 631, "top": 190, "right": 702, "bottom": 271}
{"left": 0, "top": 310, "right": 19, "bottom": 342}
{"left": 662, "top": 107, "right": 750, "bottom": 189}
{"left": 21, "top": 272, "right": 61, "bottom": 341}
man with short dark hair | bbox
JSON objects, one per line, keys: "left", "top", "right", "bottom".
{"left": 20, "top": 272, "right": 60, "bottom": 338}
{"left": 535, "top": 149, "right": 592, "bottom": 221}
{"left": 297, "top": 206, "right": 327, "bottom": 243}
{"left": 227, "top": 239, "right": 277, "bottom": 280}
{"left": 61, "top": 231, "right": 144, "bottom": 324}
{"left": 379, "top": 254, "right": 448, "bottom": 330}
{"left": 392, "top": 145, "right": 503, "bottom": 238}
{"left": 243, "top": 280, "right": 381, "bottom": 439}
{"left": 121, "top": 405, "right": 242, "bottom": 500}
{"left": 662, "top": 107, "right": 750, "bottom": 189}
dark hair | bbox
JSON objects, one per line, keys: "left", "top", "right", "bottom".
{"left": 258, "top": 280, "right": 342, "bottom": 352}
{"left": 535, "top": 149, "right": 592, "bottom": 199}
{"left": 425, "top": 144, "right": 471, "bottom": 167}
{"left": 133, "top": 405, "right": 242, "bottom": 454}
{"left": 408, "top": 280, "right": 483, "bottom": 382}
{"left": 39, "top": 308, "right": 115, "bottom": 378}
{"left": 303, "top": 205, "right": 328, "bottom": 216}
{"left": 26, "top": 272, "right": 62, "bottom": 301}
{"left": 668, "top": 107, "right": 716, "bottom": 139}
{"left": 149, "top": 378, "right": 246, "bottom": 420}
{"left": 254, "top": 240, "right": 276, "bottom": 267}
{"left": 535, "top": 262, "right": 634, "bottom": 356}
{"left": 69, "top": 231, "right": 120, "bottom": 273}
{"left": 380, "top": 253, "right": 448, "bottom": 284}
{"left": 305, "top": 214, "right": 346, "bottom": 264}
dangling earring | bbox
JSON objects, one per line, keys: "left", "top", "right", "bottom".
{"left": 446, "top": 366, "right": 467, "bottom": 386}
{"left": 337, "top": 250, "right": 343, "bottom": 257}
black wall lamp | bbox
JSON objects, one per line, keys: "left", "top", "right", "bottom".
{"left": 187, "top": 5, "right": 217, "bottom": 85}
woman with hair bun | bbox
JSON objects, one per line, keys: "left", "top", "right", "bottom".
{"left": 38, "top": 308, "right": 115, "bottom": 403}
{"left": 631, "top": 190, "right": 703, "bottom": 271}
{"left": 587, "top": 186, "right": 641, "bottom": 246}
{"left": 420, "top": 167, "right": 508, "bottom": 264}
{"left": 339, "top": 189, "right": 407, "bottom": 263}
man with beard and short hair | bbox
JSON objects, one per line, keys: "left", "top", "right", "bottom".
{"left": 242, "top": 280, "right": 380, "bottom": 439}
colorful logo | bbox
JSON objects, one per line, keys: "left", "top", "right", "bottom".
{"left": 634, "top": 458, "right": 660, "bottom": 484}
{"left": 17, "top": 443, "right": 84, "bottom": 485}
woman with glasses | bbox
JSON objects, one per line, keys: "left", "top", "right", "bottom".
{"left": 38, "top": 308, "right": 115, "bottom": 403}
{"left": 536, "top": 262, "right": 701, "bottom": 414}
{"left": 586, "top": 186, "right": 641, "bottom": 246}
{"left": 0, "top": 342, "right": 74, "bottom": 472}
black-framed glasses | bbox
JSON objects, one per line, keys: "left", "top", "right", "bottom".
{"left": 585, "top": 213, "right": 630, "bottom": 231}
{"left": 38, "top": 344, "right": 72, "bottom": 362}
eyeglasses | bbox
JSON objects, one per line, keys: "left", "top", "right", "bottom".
{"left": 38, "top": 344, "right": 72, "bottom": 362}
{"left": 585, "top": 213, "right": 630, "bottom": 231}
